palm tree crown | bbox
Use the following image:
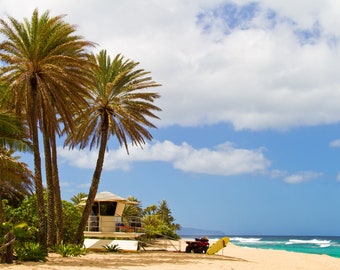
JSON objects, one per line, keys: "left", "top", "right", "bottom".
{"left": 0, "top": 111, "right": 31, "bottom": 152}
{"left": 0, "top": 8, "right": 95, "bottom": 135}
{"left": 65, "top": 50, "right": 161, "bottom": 152}
{"left": 0, "top": 111, "right": 33, "bottom": 223}
{"left": 0, "top": 148, "right": 33, "bottom": 202}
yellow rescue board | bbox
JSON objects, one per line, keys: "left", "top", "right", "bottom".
{"left": 206, "top": 237, "right": 229, "bottom": 255}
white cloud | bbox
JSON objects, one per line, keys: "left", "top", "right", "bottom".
{"left": 58, "top": 143, "right": 324, "bottom": 184}
{"left": 330, "top": 139, "right": 340, "bottom": 148}
{"left": 283, "top": 171, "right": 322, "bottom": 184}
{"left": 172, "top": 142, "right": 270, "bottom": 175}
{"left": 2, "top": 1, "right": 340, "bottom": 130}
{"left": 58, "top": 140, "right": 270, "bottom": 176}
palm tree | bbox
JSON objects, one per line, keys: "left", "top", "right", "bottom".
{"left": 64, "top": 50, "right": 161, "bottom": 243}
{"left": 0, "top": 9, "right": 95, "bottom": 248}
{"left": 70, "top": 192, "right": 88, "bottom": 205}
{"left": 123, "top": 196, "right": 143, "bottom": 218}
{"left": 0, "top": 111, "right": 32, "bottom": 152}
{"left": 0, "top": 111, "right": 33, "bottom": 223}
{"left": 0, "top": 148, "right": 33, "bottom": 223}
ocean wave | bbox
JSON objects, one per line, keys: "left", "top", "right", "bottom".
{"left": 286, "top": 239, "right": 331, "bottom": 247}
{"left": 230, "top": 237, "right": 262, "bottom": 244}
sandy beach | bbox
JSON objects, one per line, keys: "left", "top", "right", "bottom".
{"left": 2, "top": 240, "right": 340, "bottom": 270}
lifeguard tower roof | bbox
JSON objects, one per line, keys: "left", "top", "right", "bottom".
{"left": 82, "top": 191, "right": 138, "bottom": 204}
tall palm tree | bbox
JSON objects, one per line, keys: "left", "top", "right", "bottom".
{"left": 0, "top": 9, "right": 95, "bottom": 248}
{"left": 64, "top": 50, "right": 161, "bottom": 243}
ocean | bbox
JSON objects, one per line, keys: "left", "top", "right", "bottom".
{"left": 183, "top": 235, "right": 340, "bottom": 258}
{"left": 229, "top": 236, "right": 340, "bottom": 258}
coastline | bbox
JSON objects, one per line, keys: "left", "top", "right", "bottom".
{"left": 2, "top": 239, "right": 340, "bottom": 270}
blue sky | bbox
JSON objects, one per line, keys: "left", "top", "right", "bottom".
{"left": 3, "top": 0, "right": 340, "bottom": 236}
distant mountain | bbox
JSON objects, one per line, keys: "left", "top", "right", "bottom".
{"left": 178, "top": 227, "right": 225, "bottom": 236}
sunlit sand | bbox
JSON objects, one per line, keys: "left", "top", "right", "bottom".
{"left": 3, "top": 240, "right": 340, "bottom": 270}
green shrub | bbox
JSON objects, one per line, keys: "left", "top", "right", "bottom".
{"left": 15, "top": 242, "right": 47, "bottom": 262}
{"left": 62, "top": 200, "right": 82, "bottom": 243}
{"left": 55, "top": 241, "right": 86, "bottom": 257}
{"left": 103, "top": 244, "right": 121, "bottom": 252}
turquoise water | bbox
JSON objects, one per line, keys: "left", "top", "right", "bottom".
{"left": 226, "top": 236, "right": 340, "bottom": 258}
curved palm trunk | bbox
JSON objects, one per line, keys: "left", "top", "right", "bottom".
{"left": 75, "top": 116, "right": 109, "bottom": 244}
{"left": 51, "top": 133, "right": 63, "bottom": 244}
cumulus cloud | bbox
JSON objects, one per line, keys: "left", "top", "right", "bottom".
{"left": 2, "top": 1, "right": 340, "bottom": 131}
{"left": 283, "top": 171, "right": 322, "bottom": 184}
{"left": 58, "top": 140, "right": 270, "bottom": 176}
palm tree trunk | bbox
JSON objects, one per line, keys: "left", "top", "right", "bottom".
{"left": 51, "top": 133, "right": 63, "bottom": 245}
{"left": 43, "top": 132, "right": 55, "bottom": 247}
{"left": 75, "top": 116, "right": 109, "bottom": 244}
{"left": 0, "top": 194, "right": 3, "bottom": 224}
{"left": 32, "top": 132, "right": 47, "bottom": 251}
{"left": 29, "top": 78, "right": 47, "bottom": 252}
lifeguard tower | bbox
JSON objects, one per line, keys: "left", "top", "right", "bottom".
{"left": 83, "top": 191, "right": 144, "bottom": 251}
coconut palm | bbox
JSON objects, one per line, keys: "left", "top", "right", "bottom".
{"left": 0, "top": 111, "right": 33, "bottom": 223}
{"left": 70, "top": 192, "right": 88, "bottom": 205}
{"left": 0, "top": 9, "right": 95, "bottom": 248}
{"left": 0, "top": 111, "right": 31, "bottom": 152}
{"left": 123, "top": 196, "right": 143, "bottom": 218}
{"left": 0, "top": 148, "right": 33, "bottom": 223}
{"left": 64, "top": 50, "right": 161, "bottom": 243}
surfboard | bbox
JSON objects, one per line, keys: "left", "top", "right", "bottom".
{"left": 206, "top": 237, "right": 229, "bottom": 255}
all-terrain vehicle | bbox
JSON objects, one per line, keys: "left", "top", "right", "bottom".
{"left": 185, "top": 237, "right": 209, "bottom": 253}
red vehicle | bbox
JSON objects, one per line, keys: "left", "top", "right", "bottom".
{"left": 185, "top": 237, "right": 209, "bottom": 253}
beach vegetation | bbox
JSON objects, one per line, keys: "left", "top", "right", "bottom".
{"left": 128, "top": 199, "right": 180, "bottom": 240}
{"left": 1, "top": 194, "right": 83, "bottom": 262}
{"left": 15, "top": 242, "right": 47, "bottom": 262}
{"left": 70, "top": 192, "right": 88, "bottom": 205}
{"left": 123, "top": 196, "right": 143, "bottom": 218}
{"left": 3, "top": 194, "right": 39, "bottom": 232}
{"left": 55, "top": 241, "right": 86, "bottom": 257}
{"left": 0, "top": 222, "right": 37, "bottom": 244}
{"left": 63, "top": 50, "right": 161, "bottom": 244}
{"left": 3, "top": 193, "right": 82, "bottom": 244}
{"left": 61, "top": 200, "right": 82, "bottom": 243}
{"left": 0, "top": 222, "right": 46, "bottom": 262}
{"left": 103, "top": 244, "right": 122, "bottom": 252}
